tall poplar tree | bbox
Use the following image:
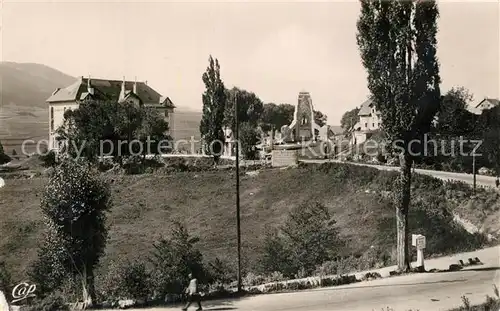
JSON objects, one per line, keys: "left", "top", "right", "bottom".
{"left": 357, "top": 0, "right": 441, "bottom": 271}
{"left": 200, "top": 56, "right": 227, "bottom": 162}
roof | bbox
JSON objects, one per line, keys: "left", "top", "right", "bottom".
{"left": 46, "top": 77, "right": 174, "bottom": 107}
{"left": 475, "top": 97, "right": 500, "bottom": 108}
{"left": 358, "top": 98, "right": 380, "bottom": 116}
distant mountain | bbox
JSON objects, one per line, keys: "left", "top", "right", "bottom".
{"left": 0, "top": 62, "right": 76, "bottom": 109}
{"left": 0, "top": 62, "right": 75, "bottom": 140}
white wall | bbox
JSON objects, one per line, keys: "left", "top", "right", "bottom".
{"left": 49, "top": 101, "right": 80, "bottom": 150}
{"left": 359, "top": 113, "right": 381, "bottom": 132}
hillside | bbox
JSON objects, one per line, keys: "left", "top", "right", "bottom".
{"left": 0, "top": 62, "right": 75, "bottom": 140}
{"left": 0, "top": 162, "right": 496, "bottom": 281}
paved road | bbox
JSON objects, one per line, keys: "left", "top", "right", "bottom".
{"left": 107, "top": 247, "right": 499, "bottom": 311}
{"left": 301, "top": 159, "right": 498, "bottom": 189}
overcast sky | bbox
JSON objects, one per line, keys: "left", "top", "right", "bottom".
{"left": 1, "top": 0, "right": 498, "bottom": 124}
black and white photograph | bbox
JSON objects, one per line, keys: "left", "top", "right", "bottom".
{"left": 0, "top": 0, "right": 499, "bottom": 310}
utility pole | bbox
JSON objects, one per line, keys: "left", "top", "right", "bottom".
{"left": 473, "top": 151, "right": 476, "bottom": 194}
{"left": 234, "top": 93, "right": 242, "bottom": 292}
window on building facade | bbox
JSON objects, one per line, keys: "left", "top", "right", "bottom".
{"left": 364, "top": 123, "right": 367, "bottom": 128}
{"left": 50, "top": 107, "right": 54, "bottom": 131}
{"left": 372, "top": 123, "right": 375, "bottom": 127}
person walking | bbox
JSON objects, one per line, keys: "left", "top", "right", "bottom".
{"left": 181, "top": 273, "right": 202, "bottom": 311}
{"left": 495, "top": 177, "right": 499, "bottom": 188}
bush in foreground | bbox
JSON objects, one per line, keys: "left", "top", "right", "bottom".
{"left": 20, "top": 294, "right": 69, "bottom": 311}
{"left": 99, "top": 260, "right": 152, "bottom": 302}
{"left": 29, "top": 158, "right": 112, "bottom": 306}
{"left": 259, "top": 201, "right": 344, "bottom": 277}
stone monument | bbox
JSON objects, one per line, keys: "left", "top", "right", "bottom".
{"left": 282, "top": 91, "right": 321, "bottom": 142}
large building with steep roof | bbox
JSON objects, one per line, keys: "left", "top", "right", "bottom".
{"left": 46, "top": 76, "right": 175, "bottom": 150}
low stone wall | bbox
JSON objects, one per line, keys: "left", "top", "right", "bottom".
{"left": 271, "top": 150, "right": 298, "bottom": 167}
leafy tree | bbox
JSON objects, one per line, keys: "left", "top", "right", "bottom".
{"left": 239, "top": 122, "right": 259, "bottom": 160}
{"left": 30, "top": 158, "right": 112, "bottom": 306}
{"left": 480, "top": 106, "right": 500, "bottom": 176}
{"left": 57, "top": 100, "right": 169, "bottom": 164}
{"left": 259, "top": 103, "right": 328, "bottom": 133}
{"left": 259, "top": 228, "right": 294, "bottom": 277}
{"left": 282, "top": 201, "right": 342, "bottom": 275}
{"left": 57, "top": 100, "right": 120, "bottom": 162}
{"left": 0, "top": 141, "right": 11, "bottom": 164}
{"left": 340, "top": 107, "right": 361, "bottom": 133}
{"left": 100, "top": 260, "right": 152, "bottom": 301}
{"left": 224, "top": 87, "right": 264, "bottom": 131}
{"left": 259, "top": 103, "right": 295, "bottom": 133}
{"left": 314, "top": 110, "right": 328, "bottom": 127}
{"left": 436, "top": 87, "right": 476, "bottom": 137}
{"left": 357, "top": 0, "right": 441, "bottom": 271}
{"left": 135, "top": 106, "right": 172, "bottom": 159}
{"left": 149, "top": 221, "right": 206, "bottom": 296}
{"left": 260, "top": 201, "right": 342, "bottom": 277}
{"left": 200, "top": 56, "right": 227, "bottom": 163}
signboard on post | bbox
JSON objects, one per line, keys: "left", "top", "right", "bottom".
{"left": 412, "top": 234, "right": 426, "bottom": 269}
{"left": 416, "top": 235, "right": 426, "bottom": 250}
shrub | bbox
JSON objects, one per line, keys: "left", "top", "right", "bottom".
{"left": 314, "top": 261, "right": 338, "bottom": 277}
{"left": 21, "top": 294, "right": 69, "bottom": 311}
{"left": 281, "top": 201, "right": 343, "bottom": 275}
{"left": 39, "top": 150, "right": 57, "bottom": 168}
{"left": 376, "top": 152, "right": 387, "bottom": 163}
{"left": 98, "top": 158, "right": 115, "bottom": 172}
{"left": 259, "top": 229, "right": 294, "bottom": 277}
{"left": 99, "top": 260, "right": 152, "bottom": 301}
{"left": 265, "top": 271, "right": 285, "bottom": 283}
{"left": 166, "top": 157, "right": 189, "bottom": 172}
{"left": 239, "top": 122, "right": 259, "bottom": 160}
{"left": 295, "top": 267, "right": 307, "bottom": 279}
{"left": 207, "top": 258, "right": 236, "bottom": 285}
{"left": 149, "top": 221, "right": 207, "bottom": 297}
{"left": 243, "top": 273, "right": 266, "bottom": 287}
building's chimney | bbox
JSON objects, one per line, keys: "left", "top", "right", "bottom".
{"left": 133, "top": 76, "right": 137, "bottom": 94}
{"left": 87, "top": 75, "right": 94, "bottom": 95}
{"left": 145, "top": 80, "right": 148, "bottom": 85}
{"left": 119, "top": 76, "right": 126, "bottom": 101}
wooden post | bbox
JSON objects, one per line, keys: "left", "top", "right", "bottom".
{"left": 235, "top": 94, "right": 242, "bottom": 292}
{"left": 473, "top": 152, "right": 476, "bottom": 194}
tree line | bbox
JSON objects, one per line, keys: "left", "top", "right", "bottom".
{"left": 339, "top": 86, "right": 500, "bottom": 175}
{"left": 200, "top": 55, "right": 328, "bottom": 161}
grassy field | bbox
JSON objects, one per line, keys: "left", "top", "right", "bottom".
{"left": 0, "top": 162, "right": 497, "bottom": 282}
